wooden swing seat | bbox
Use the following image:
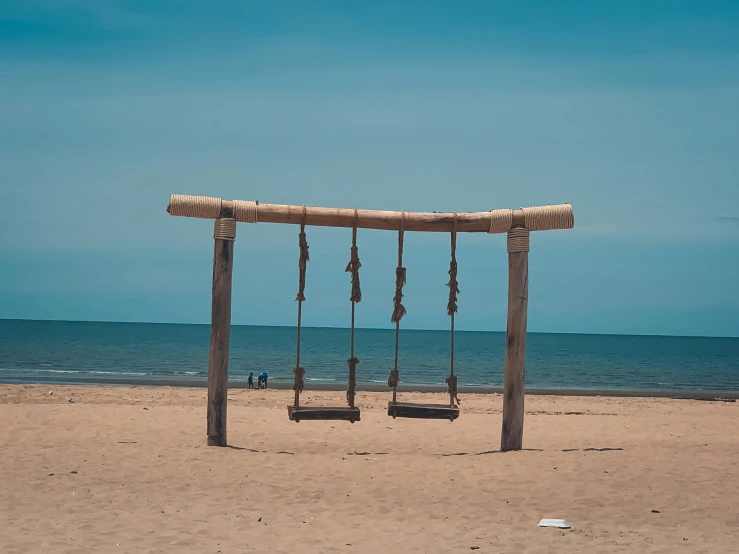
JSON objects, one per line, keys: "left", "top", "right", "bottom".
{"left": 288, "top": 405, "right": 361, "bottom": 423}
{"left": 387, "top": 402, "right": 459, "bottom": 421}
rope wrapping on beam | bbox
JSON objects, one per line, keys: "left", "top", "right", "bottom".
{"left": 522, "top": 204, "right": 574, "bottom": 231}
{"left": 233, "top": 200, "right": 258, "bottom": 223}
{"left": 507, "top": 228, "right": 530, "bottom": 253}
{"left": 488, "top": 209, "right": 513, "bottom": 234}
{"left": 213, "top": 218, "right": 237, "bottom": 241}
{"left": 170, "top": 194, "right": 222, "bottom": 219}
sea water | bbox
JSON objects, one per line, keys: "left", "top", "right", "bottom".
{"left": 1, "top": 320, "right": 738, "bottom": 393}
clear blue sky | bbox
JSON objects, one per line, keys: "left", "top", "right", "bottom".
{"left": 1, "top": 1, "right": 738, "bottom": 337}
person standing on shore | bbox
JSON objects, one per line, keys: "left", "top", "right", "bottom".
{"left": 247, "top": 372, "right": 255, "bottom": 389}
{"left": 258, "top": 371, "right": 268, "bottom": 389}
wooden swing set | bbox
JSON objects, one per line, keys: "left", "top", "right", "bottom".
{"left": 167, "top": 194, "right": 575, "bottom": 452}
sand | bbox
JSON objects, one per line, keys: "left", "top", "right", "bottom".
{"left": 1, "top": 385, "right": 738, "bottom": 553}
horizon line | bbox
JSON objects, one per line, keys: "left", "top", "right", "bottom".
{"left": 1, "top": 317, "right": 737, "bottom": 340}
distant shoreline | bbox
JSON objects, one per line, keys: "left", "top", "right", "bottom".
{"left": 2, "top": 376, "right": 738, "bottom": 400}
{"left": 2, "top": 318, "right": 738, "bottom": 339}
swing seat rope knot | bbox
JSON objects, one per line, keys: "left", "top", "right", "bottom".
{"left": 346, "top": 357, "right": 359, "bottom": 406}
{"left": 387, "top": 368, "right": 400, "bottom": 388}
{"left": 293, "top": 366, "right": 305, "bottom": 393}
{"left": 446, "top": 374, "right": 460, "bottom": 404}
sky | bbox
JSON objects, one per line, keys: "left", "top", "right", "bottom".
{"left": 1, "top": 0, "right": 738, "bottom": 337}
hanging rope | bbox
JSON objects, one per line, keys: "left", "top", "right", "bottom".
{"left": 445, "top": 213, "right": 460, "bottom": 407}
{"left": 391, "top": 212, "right": 407, "bottom": 324}
{"left": 388, "top": 211, "right": 406, "bottom": 403}
{"left": 346, "top": 208, "right": 361, "bottom": 408}
{"left": 296, "top": 205, "right": 309, "bottom": 302}
{"left": 346, "top": 209, "right": 362, "bottom": 304}
{"left": 293, "top": 205, "right": 309, "bottom": 408}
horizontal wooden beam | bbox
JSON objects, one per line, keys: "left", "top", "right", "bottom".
{"left": 234, "top": 201, "right": 518, "bottom": 233}
{"left": 167, "top": 194, "right": 574, "bottom": 234}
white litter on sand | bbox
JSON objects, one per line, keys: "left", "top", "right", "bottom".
{"left": 538, "top": 519, "right": 571, "bottom": 529}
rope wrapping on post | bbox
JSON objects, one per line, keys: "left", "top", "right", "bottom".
{"left": 213, "top": 218, "right": 237, "bottom": 241}
{"left": 170, "top": 194, "right": 222, "bottom": 219}
{"left": 507, "top": 228, "right": 530, "bottom": 253}
{"left": 233, "top": 200, "right": 258, "bottom": 223}
{"left": 488, "top": 209, "right": 513, "bottom": 234}
{"left": 522, "top": 204, "right": 573, "bottom": 231}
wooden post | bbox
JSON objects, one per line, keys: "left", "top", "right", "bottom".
{"left": 501, "top": 227, "right": 530, "bottom": 452}
{"left": 207, "top": 216, "right": 237, "bottom": 446}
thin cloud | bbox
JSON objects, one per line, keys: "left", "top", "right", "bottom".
{"left": 717, "top": 216, "right": 739, "bottom": 223}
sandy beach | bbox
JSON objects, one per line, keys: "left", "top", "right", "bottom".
{"left": 1, "top": 384, "right": 738, "bottom": 553}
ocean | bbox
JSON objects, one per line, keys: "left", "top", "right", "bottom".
{"left": 1, "top": 319, "right": 738, "bottom": 394}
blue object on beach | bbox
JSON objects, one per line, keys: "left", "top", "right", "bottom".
{"left": 259, "top": 372, "right": 268, "bottom": 378}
